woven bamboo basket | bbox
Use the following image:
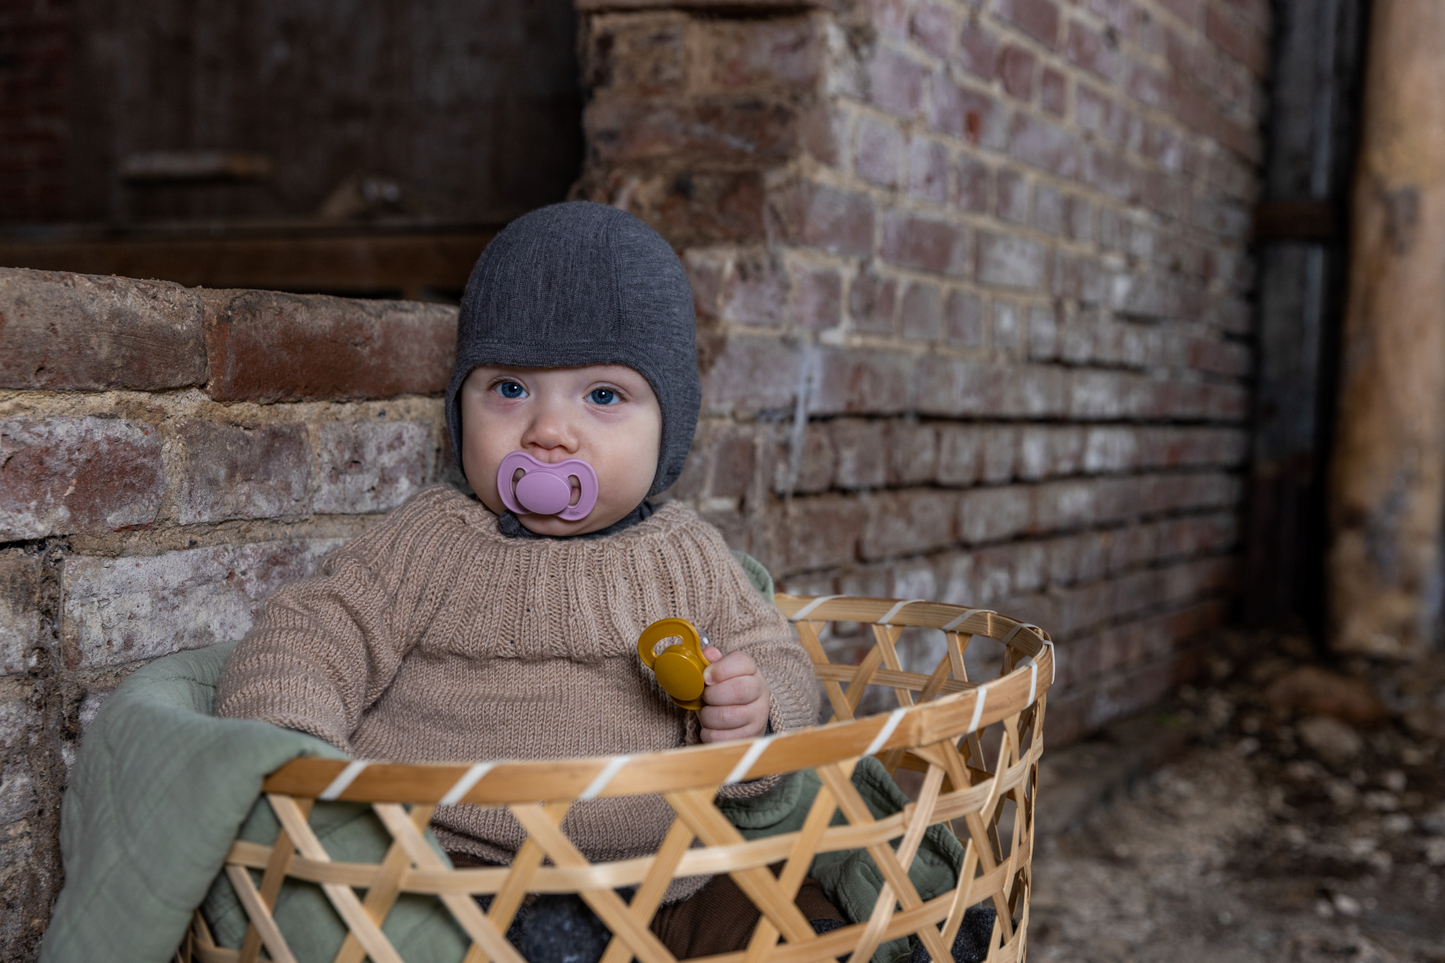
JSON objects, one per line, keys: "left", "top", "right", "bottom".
{"left": 178, "top": 595, "right": 1054, "bottom": 963}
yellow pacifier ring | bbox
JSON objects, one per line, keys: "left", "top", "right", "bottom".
{"left": 637, "top": 617, "right": 710, "bottom": 711}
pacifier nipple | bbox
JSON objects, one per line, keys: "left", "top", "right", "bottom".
{"left": 497, "top": 451, "right": 600, "bottom": 521}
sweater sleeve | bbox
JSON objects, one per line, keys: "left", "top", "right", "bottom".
{"left": 712, "top": 560, "right": 821, "bottom": 737}
{"left": 214, "top": 490, "right": 447, "bottom": 752}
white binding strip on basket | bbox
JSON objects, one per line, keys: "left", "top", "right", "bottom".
{"left": 864, "top": 707, "right": 909, "bottom": 757}
{"left": 967, "top": 686, "right": 988, "bottom": 735}
{"left": 440, "top": 761, "right": 499, "bottom": 806}
{"left": 877, "top": 598, "right": 926, "bottom": 626}
{"left": 942, "top": 608, "right": 993, "bottom": 632}
{"left": 1020, "top": 657, "right": 1039, "bottom": 706}
{"left": 318, "top": 760, "right": 370, "bottom": 801}
{"left": 788, "top": 595, "right": 844, "bottom": 621}
{"left": 580, "top": 754, "right": 633, "bottom": 800}
{"left": 1043, "top": 639, "right": 1056, "bottom": 684}
{"left": 723, "top": 735, "right": 775, "bottom": 785}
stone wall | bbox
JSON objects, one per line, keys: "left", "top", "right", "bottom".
{"left": 0, "top": 0, "right": 1268, "bottom": 954}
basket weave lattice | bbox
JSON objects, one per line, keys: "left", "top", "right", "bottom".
{"left": 180, "top": 595, "right": 1053, "bottom": 963}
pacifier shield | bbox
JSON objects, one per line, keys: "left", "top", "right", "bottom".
{"left": 514, "top": 471, "right": 572, "bottom": 515}
{"left": 497, "top": 451, "right": 600, "bottom": 521}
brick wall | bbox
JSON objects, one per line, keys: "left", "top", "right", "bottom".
{"left": 0, "top": 268, "right": 460, "bottom": 955}
{"left": 0, "top": 0, "right": 1267, "bottom": 952}
{"left": 574, "top": 0, "right": 1264, "bottom": 735}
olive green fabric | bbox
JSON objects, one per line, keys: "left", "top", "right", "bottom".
{"left": 719, "top": 757, "right": 966, "bottom": 963}
{"left": 38, "top": 643, "right": 466, "bottom": 963}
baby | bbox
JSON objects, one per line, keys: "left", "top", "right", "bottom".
{"left": 214, "top": 201, "right": 839, "bottom": 958}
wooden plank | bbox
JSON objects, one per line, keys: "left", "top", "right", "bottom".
{"left": 0, "top": 231, "right": 495, "bottom": 296}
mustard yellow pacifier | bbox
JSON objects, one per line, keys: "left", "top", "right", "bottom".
{"left": 637, "top": 618, "right": 711, "bottom": 711}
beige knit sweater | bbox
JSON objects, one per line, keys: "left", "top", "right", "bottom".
{"left": 215, "top": 486, "right": 818, "bottom": 897}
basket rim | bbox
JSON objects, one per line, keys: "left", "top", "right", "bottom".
{"left": 259, "top": 594, "right": 1054, "bottom": 805}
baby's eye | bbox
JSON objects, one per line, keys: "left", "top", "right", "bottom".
{"left": 494, "top": 381, "right": 527, "bottom": 399}
{"left": 588, "top": 387, "right": 619, "bottom": 406}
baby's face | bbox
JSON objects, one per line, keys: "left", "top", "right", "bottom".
{"left": 460, "top": 364, "right": 662, "bottom": 536}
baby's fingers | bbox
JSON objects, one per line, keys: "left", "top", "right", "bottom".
{"left": 702, "top": 649, "right": 758, "bottom": 686}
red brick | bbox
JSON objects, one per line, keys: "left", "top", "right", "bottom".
{"left": 204, "top": 291, "right": 456, "bottom": 402}
{"left": 995, "top": 170, "right": 1029, "bottom": 223}
{"left": 928, "top": 77, "right": 1007, "bottom": 149}
{"left": 1204, "top": 4, "right": 1266, "bottom": 75}
{"left": 958, "top": 22, "right": 999, "bottom": 79}
{"left": 997, "top": 44, "right": 1036, "bottom": 100}
{"left": 315, "top": 420, "right": 432, "bottom": 514}
{"left": 694, "top": 17, "right": 821, "bottom": 91}
{"left": 715, "top": 252, "right": 789, "bottom": 328}
{"left": 0, "top": 269, "right": 205, "bottom": 391}
{"left": 812, "top": 348, "right": 917, "bottom": 414}
{"left": 887, "top": 423, "right": 938, "bottom": 485}
{"left": 0, "top": 416, "right": 164, "bottom": 539}
{"left": 788, "top": 263, "right": 842, "bottom": 331}
{"left": 868, "top": 45, "right": 928, "bottom": 116}
{"left": 848, "top": 269, "right": 897, "bottom": 335}
{"left": 582, "top": 12, "right": 686, "bottom": 95}
{"left": 708, "top": 427, "right": 758, "bottom": 498}
{"left": 1006, "top": 112, "right": 1079, "bottom": 177}
{"left": 801, "top": 103, "right": 848, "bottom": 168}
{"left": 771, "top": 181, "right": 875, "bottom": 258}
{"left": 862, "top": 490, "right": 959, "bottom": 559}
{"left": 829, "top": 419, "right": 888, "bottom": 488}
{"left": 937, "top": 425, "right": 983, "bottom": 485}
{"left": 1032, "top": 184, "right": 1064, "bottom": 235}
{"left": 958, "top": 485, "right": 1032, "bottom": 544}
{"left": 773, "top": 424, "right": 835, "bottom": 494}
{"left": 909, "top": 2, "right": 957, "bottom": 59}
{"left": 1040, "top": 68, "right": 1068, "bottom": 116}
{"left": 976, "top": 230, "right": 1047, "bottom": 290}
{"left": 175, "top": 422, "right": 311, "bottom": 524}
{"left": 955, "top": 159, "right": 991, "bottom": 213}
{"left": 700, "top": 335, "right": 802, "bottom": 413}
{"left": 61, "top": 540, "right": 339, "bottom": 669}
{"left": 1065, "top": 20, "right": 1119, "bottom": 81}
{"left": 0, "top": 550, "right": 42, "bottom": 675}
{"left": 588, "top": 98, "right": 801, "bottom": 163}
{"left": 855, "top": 115, "right": 905, "bottom": 188}
{"left": 945, "top": 290, "right": 985, "bottom": 347}
{"left": 906, "top": 136, "right": 950, "bottom": 203}
{"left": 778, "top": 494, "right": 866, "bottom": 570}
{"left": 654, "top": 170, "right": 768, "bottom": 245}
{"left": 880, "top": 212, "right": 968, "bottom": 277}
{"left": 900, "top": 282, "right": 943, "bottom": 342}
{"left": 993, "top": 0, "right": 1060, "bottom": 48}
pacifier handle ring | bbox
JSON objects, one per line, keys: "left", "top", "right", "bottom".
{"left": 636, "top": 618, "right": 705, "bottom": 669}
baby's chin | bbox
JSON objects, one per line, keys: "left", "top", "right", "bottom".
{"left": 515, "top": 506, "right": 633, "bottom": 537}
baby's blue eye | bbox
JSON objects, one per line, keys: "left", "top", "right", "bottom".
{"left": 495, "top": 381, "right": 527, "bottom": 399}
{"left": 588, "top": 388, "right": 619, "bottom": 406}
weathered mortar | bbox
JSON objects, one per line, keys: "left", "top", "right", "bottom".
{"left": 0, "top": 0, "right": 1268, "bottom": 954}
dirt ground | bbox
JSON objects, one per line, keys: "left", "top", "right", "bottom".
{"left": 1028, "top": 633, "right": 1445, "bottom": 963}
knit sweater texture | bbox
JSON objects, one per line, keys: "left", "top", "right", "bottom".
{"left": 215, "top": 486, "right": 819, "bottom": 900}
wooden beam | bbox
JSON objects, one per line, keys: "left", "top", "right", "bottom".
{"left": 0, "top": 229, "right": 495, "bottom": 299}
{"left": 1327, "top": 0, "right": 1445, "bottom": 657}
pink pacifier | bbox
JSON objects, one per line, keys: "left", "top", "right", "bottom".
{"left": 497, "top": 451, "right": 600, "bottom": 521}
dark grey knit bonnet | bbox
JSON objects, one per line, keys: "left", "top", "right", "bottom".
{"left": 446, "top": 202, "right": 700, "bottom": 498}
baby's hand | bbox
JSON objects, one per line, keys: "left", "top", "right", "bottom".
{"left": 698, "top": 647, "right": 770, "bottom": 743}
